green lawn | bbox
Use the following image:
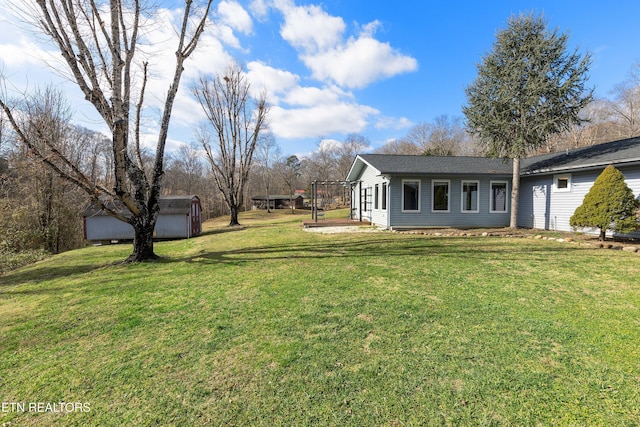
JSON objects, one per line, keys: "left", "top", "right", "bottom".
{"left": 1, "top": 210, "right": 639, "bottom": 426}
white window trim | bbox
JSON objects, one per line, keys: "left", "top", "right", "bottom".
{"left": 490, "top": 180, "right": 509, "bottom": 213}
{"left": 431, "top": 179, "right": 450, "bottom": 213}
{"left": 374, "top": 184, "right": 379, "bottom": 210}
{"left": 461, "top": 180, "right": 480, "bottom": 213}
{"left": 381, "top": 182, "right": 387, "bottom": 211}
{"left": 553, "top": 174, "right": 572, "bottom": 192}
{"left": 401, "top": 179, "right": 421, "bottom": 213}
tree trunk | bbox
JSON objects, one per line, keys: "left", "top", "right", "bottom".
{"left": 510, "top": 157, "right": 520, "bottom": 229}
{"left": 125, "top": 219, "right": 159, "bottom": 263}
{"left": 229, "top": 205, "right": 240, "bottom": 226}
{"left": 599, "top": 228, "right": 606, "bottom": 241}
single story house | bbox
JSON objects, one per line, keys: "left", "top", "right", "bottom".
{"left": 347, "top": 136, "right": 640, "bottom": 237}
{"left": 83, "top": 195, "right": 202, "bottom": 242}
{"left": 251, "top": 195, "right": 304, "bottom": 210}
{"left": 347, "top": 155, "right": 513, "bottom": 229}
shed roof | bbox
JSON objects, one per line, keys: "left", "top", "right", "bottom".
{"left": 347, "top": 154, "right": 513, "bottom": 181}
{"left": 83, "top": 195, "right": 200, "bottom": 217}
{"left": 521, "top": 136, "right": 640, "bottom": 175}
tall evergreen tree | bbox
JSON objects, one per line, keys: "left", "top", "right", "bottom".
{"left": 464, "top": 13, "right": 593, "bottom": 227}
{"left": 570, "top": 165, "right": 640, "bottom": 241}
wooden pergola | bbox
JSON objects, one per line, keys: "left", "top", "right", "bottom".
{"left": 310, "top": 180, "right": 356, "bottom": 222}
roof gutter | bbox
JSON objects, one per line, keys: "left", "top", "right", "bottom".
{"left": 521, "top": 158, "right": 640, "bottom": 176}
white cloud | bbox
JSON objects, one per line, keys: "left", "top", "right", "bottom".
{"left": 249, "top": 0, "right": 270, "bottom": 20}
{"left": 283, "top": 85, "right": 347, "bottom": 107}
{"left": 0, "top": 38, "right": 50, "bottom": 68}
{"left": 269, "top": 102, "right": 378, "bottom": 139}
{"left": 374, "top": 115, "right": 413, "bottom": 130}
{"left": 302, "top": 32, "right": 418, "bottom": 89}
{"left": 278, "top": 2, "right": 345, "bottom": 52}
{"left": 246, "top": 61, "right": 299, "bottom": 99}
{"left": 217, "top": 1, "right": 253, "bottom": 35}
{"left": 243, "top": 61, "right": 380, "bottom": 140}
{"left": 317, "top": 138, "right": 342, "bottom": 152}
{"left": 271, "top": 1, "right": 417, "bottom": 89}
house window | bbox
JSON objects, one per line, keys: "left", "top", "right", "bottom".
{"left": 382, "top": 183, "right": 387, "bottom": 210}
{"left": 374, "top": 184, "right": 379, "bottom": 210}
{"left": 554, "top": 174, "right": 572, "bottom": 192}
{"left": 362, "top": 188, "right": 367, "bottom": 212}
{"left": 490, "top": 181, "right": 508, "bottom": 213}
{"left": 402, "top": 180, "right": 420, "bottom": 212}
{"left": 432, "top": 180, "right": 450, "bottom": 212}
{"left": 461, "top": 181, "right": 479, "bottom": 213}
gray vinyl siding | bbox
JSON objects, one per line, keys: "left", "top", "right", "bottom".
{"left": 618, "top": 166, "right": 640, "bottom": 239}
{"left": 547, "top": 172, "right": 593, "bottom": 231}
{"left": 351, "top": 164, "right": 388, "bottom": 227}
{"left": 518, "top": 175, "right": 550, "bottom": 229}
{"left": 520, "top": 165, "right": 640, "bottom": 238}
{"left": 388, "top": 176, "right": 510, "bottom": 228}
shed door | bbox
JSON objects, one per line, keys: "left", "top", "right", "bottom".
{"left": 191, "top": 200, "right": 201, "bottom": 236}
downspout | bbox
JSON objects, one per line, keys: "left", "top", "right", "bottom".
{"left": 358, "top": 181, "right": 363, "bottom": 222}
{"left": 350, "top": 183, "right": 354, "bottom": 220}
{"left": 386, "top": 179, "right": 391, "bottom": 230}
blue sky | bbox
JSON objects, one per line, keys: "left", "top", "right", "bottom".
{"left": 1, "top": 0, "right": 639, "bottom": 157}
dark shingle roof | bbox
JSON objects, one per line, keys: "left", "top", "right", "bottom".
{"left": 251, "top": 195, "right": 303, "bottom": 201}
{"left": 521, "top": 137, "right": 640, "bottom": 174}
{"left": 347, "top": 137, "right": 640, "bottom": 181}
{"left": 353, "top": 154, "right": 513, "bottom": 177}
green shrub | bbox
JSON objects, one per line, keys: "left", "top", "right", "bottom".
{"left": 570, "top": 165, "right": 640, "bottom": 240}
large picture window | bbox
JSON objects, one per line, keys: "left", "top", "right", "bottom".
{"left": 402, "top": 180, "right": 420, "bottom": 212}
{"left": 432, "top": 180, "right": 450, "bottom": 212}
{"left": 490, "top": 181, "right": 508, "bottom": 213}
{"left": 461, "top": 181, "right": 479, "bottom": 213}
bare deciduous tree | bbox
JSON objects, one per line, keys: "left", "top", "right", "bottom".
{"left": 193, "top": 61, "right": 269, "bottom": 226}
{"left": 404, "top": 122, "right": 431, "bottom": 153}
{"left": 0, "top": 0, "right": 213, "bottom": 262}
{"left": 374, "top": 138, "right": 422, "bottom": 155}
{"left": 428, "top": 115, "right": 466, "bottom": 155}
{"left": 0, "top": 88, "right": 103, "bottom": 254}
{"left": 254, "top": 131, "right": 280, "bottom": 212}
{"left": 610, "top": 63, "right": 640, "bottom": 139}
{"left": 278, "top": 155, "right": 302, "bottom": 213}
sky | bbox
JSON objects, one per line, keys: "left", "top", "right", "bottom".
{"left": 1, "top": 0, "right": 639, "bottom": 158}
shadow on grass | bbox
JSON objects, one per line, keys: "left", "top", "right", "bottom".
{"left": 199, "top": 225, "right": 248, "bottom": 237}
{"left": 170, "top": 235, "right": 587, "bottom": 266}
{"left": 0, "top": 260, "right": 120, "bottom": 290}
{"left": 1, "top": 234, "right": 591, "bottom": 292}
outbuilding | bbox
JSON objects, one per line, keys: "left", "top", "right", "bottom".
{"left": 251, "top": 194, "right": 304, "bottom": 210}
{"left": 83, "top": 195, "right": 202, "bottom": 242}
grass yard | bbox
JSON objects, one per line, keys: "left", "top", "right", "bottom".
{"left": 1, "top": 210, "right": 639, "bottom": 426}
